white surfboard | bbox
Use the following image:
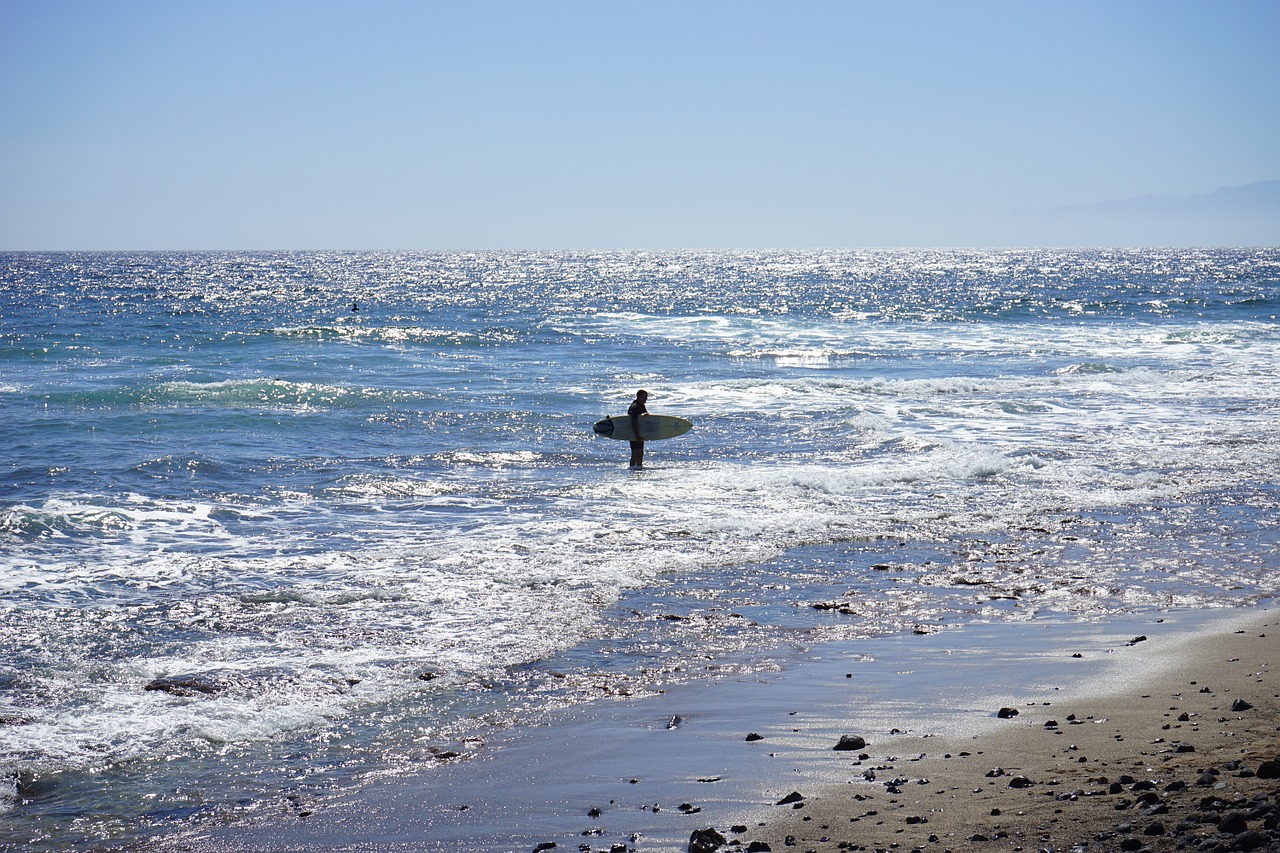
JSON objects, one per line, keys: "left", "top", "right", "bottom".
{"left": 593, "top": 414, "right": 693, "bottom": 442}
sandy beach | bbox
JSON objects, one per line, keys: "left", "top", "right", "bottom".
{"left": 162, "top": 605, "right": 1278, "bottom": 853}
{"left": 728, "top": 608, "right": 1279, "bottom": 853}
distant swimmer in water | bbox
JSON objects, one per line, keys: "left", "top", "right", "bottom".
{"left": 351, "top": 300, "right": 360, "bottom": 313}
{"left": 628, "top": 389, "right": 649, "bottom": 468}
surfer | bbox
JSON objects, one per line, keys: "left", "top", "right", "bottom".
{"left": 627, "top": 389, "right": 649, "bottom": 468}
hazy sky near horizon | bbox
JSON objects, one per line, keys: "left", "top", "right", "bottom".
{"left": 2, "top": 0, "right": 1277, "bottom": 250}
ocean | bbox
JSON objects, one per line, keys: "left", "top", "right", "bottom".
{"left": 2, "top": 249, "right": 1278, "bottom": 850}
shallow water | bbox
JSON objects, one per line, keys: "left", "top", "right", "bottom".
{"left": 1, "top": 249, "right": 1278, "bottom": 849}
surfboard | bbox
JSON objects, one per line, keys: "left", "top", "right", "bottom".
{"left": 593, "top": 414, "right": 693, "bottom": 442}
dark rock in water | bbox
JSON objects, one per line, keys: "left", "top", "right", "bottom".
{"left": 1231, "top": 698, "right": 1254, "bottom": 712}
{"left": 532, "top": 843, "right": 556, "bottom": 852}
{"left": 811, "top": 601, "right": 854, "bottom": 614}
{"left": 997, "top": 707, "right": 1019, "bottom": 718}
{"left": 776, "top": 791, "right": 805, "bottom": 805}
{"left": 144, "top": 675, "right": 225, "bottom": 697}
{"left": 1007, "top": 775, "right": 1034, "bottom": 788}
{"left": 689, "top": 827, "right": 727, "bottom": 853}
{"left": 745, "top": 732, "right": 764, "bottom": 742}
{"left": 1127, "top": 635, "right": 1148, "bottom": 646}
{"left": 833, "top": 734, "right": 866, "bottom": 751}
{"left": 746, "top": 842, "right": 772, "bottom": 852}
{"left": 667, "top": 714, "right": 685, "bottom": 729}
{"left": 418, "top": 671, "right": 440, "bottom": 681}
{"left": 8, "top": 768, "right": 51, "bottom": 799}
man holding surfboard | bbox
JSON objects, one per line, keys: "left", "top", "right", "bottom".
{"left": 627, "top": 389, "right": 649, "bottom": 468}
{"left": 591, "top": 392, "right": 692, "bottom": 465}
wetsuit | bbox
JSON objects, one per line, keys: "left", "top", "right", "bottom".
{"left": 627, "top": 395, "right": 648, "bottom": 467}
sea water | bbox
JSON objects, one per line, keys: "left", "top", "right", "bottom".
{"left": 1, "top": 249, "right": 1278, "bottom": 849}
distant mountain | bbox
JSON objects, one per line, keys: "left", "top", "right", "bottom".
{"left": 1012, "top": 180, "right": 1280, "bottom": 247}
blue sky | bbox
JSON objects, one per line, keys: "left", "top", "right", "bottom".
{"left": 2, "top": 0, "right": 1277, "bottom": 249}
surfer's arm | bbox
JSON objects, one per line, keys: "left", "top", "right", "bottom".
{"left": 630, "top": 408, "right": 647, "bottom": 440}
{"left": 628, "top": 405, "right": 646, "bottom": 440}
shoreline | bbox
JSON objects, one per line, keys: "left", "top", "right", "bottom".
{"left": 159, "top": 604, "right": 1277, "bottom": 853}
{"left": 736, "top": 606, "right": 1280, "bottom": 853}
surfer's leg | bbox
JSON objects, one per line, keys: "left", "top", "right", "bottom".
{"left": 629, "top": 440, "right": 644, "bottom": 468}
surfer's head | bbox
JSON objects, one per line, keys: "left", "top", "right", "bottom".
{"left": 636, "top": 389, "right": 648, "bottom": 400}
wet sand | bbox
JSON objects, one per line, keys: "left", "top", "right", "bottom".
{"left": 162, "top": 606, "right": 1277, "bottom": 853}
{"left": 727, "top": 608, "right": 1279, "bottom": 853}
